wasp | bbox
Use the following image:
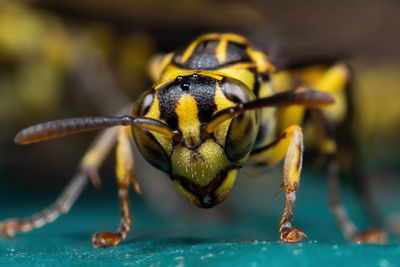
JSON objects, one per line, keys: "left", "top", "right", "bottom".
{"left": 0, "top": 33, "right": 387, "bottom": 247}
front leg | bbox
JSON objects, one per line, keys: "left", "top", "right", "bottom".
{"left": 91, "top": 126, "right": 137, "bottom": 248}
{"left": 251, "top": 125, "right": 307, "bottom": 242}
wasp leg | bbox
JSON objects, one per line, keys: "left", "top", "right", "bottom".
{"left": 310, "top": 109, "right": 387, "bottom": 244}
{"left": 251, "top": 125, "right": 307, "bottom": 243}
{"left": 91, "top": 126, "right": 136, "bottom": 248}
{"left": 0, "top": 127, "right": 118, "bottom": 238}
{"left": 0, "top": 173, "right": 88, "bottom": 238}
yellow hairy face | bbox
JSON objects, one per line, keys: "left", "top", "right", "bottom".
{"left": 171, "top": 140, "right": 238, "bottom": 208}
{"left": 171, "top": 140, "right": 229, "bottom": 187}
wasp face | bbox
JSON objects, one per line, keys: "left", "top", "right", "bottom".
{"left": 171, "top": 139, "right": 239, "bottom": 208}
{"left": 132, "top": 73, "right": 259, "bottom": 208}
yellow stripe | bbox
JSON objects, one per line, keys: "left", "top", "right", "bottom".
{"left": 213, "top": 82, "right": 235, "bottom": 145}
{"left": 249, "top": 49, "right": 276, "bottom": 73}
{"left": 173, "top": 180, "right": 199, "bottom": 206}
{"left": 144, "top": 93, "right": 173, "bottom": 154}
{"left": 155, "top": 68, "right": 224, "bottom": 90}
{"left": 176, "top": 94, "right": 201, "bottom": 147}
{"left": 214, "top": 168, "right": 237, "bottom": 203}
{"left": 180, "top": 40, "right": 200, "bottom": 63}
{"left": 195, "top": 33, "right": 220, "bottom": 40}
{"left": 198, "top": 71, "right": 224, "bottom": 81}
{"left": 157, "top": 65, "right": 193, "bottom": 85}
{"left": 216, "top": 38, "right": 228, "bottom": 63}
{"left": 216, "top": 63, "right": 256, "bottom": 90}
{"left": 214, "top": 82, "right": 236, "bottom": 112}
{"left": 145, "top": 92, "right": 161, "bottom": 120}
{"left": 219, "top": 33, "right": 247, "bottom": 44}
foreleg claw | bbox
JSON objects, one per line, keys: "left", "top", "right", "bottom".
{"left": 280, "top": 226, "right": 308, "bottom": 243}
{"left": 91, "top": 232, "right": 122, "bottom": 248}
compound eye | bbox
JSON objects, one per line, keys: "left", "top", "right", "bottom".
{"left": 222, "top": 77, "right": 252, "bottom": 103}
{"left": 222, "top": 78, "right": 259, "bottom": 163}
{"left": 225, "top": 111, "right": 258, "bottom": 163}
{"left": 131, "top": 89, "right": 171, "bottom": 173}
{"left": 132, "top": 126, "right": 171, "bottom": 173}
{"left": 133, "top": 90, "right": 154, "bottom": 117}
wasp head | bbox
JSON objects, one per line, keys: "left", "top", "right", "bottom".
{"left": 131, "top": 73, "right": 259, "bottom": 208}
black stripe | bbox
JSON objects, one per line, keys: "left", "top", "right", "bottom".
{"left": 157, "top": 74, "right": 217, "bottom": 130}
{"left": 157, "top": 80, "right": 180, "bottom": 129}
{"left": 176, "top": 40, "right": 220, "bottom": 69}
{"left": 172, "top": 40, "right": 252, "bottom": 70}
{"left": 248, "top": 66, "right": 260, "bottom": 95}
{"left": 225, "top": 41, "right": 251, "bottom": 64}
{"left": 189, "top": 76, "right": 217, "bottom": 124}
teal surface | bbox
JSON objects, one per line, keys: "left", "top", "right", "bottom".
{"left": 1, "top": 170, "right": 399, "bottom": 266}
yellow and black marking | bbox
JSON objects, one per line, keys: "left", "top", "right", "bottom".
{"left": 150, "top": 33, "right": 275, "bottom": 96}
{"left": 4, "top": 33, "right": 383, "bottom": 247}
{"left": 133, "top": 71, "right": 259, "bottom": 208}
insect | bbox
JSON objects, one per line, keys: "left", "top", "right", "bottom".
{"left": 0, "top": 33, "right": 386, "bottom": 247}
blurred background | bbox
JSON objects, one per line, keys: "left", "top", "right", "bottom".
{"left": 0, "top": 0, "right": 400, "bottom": 242}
